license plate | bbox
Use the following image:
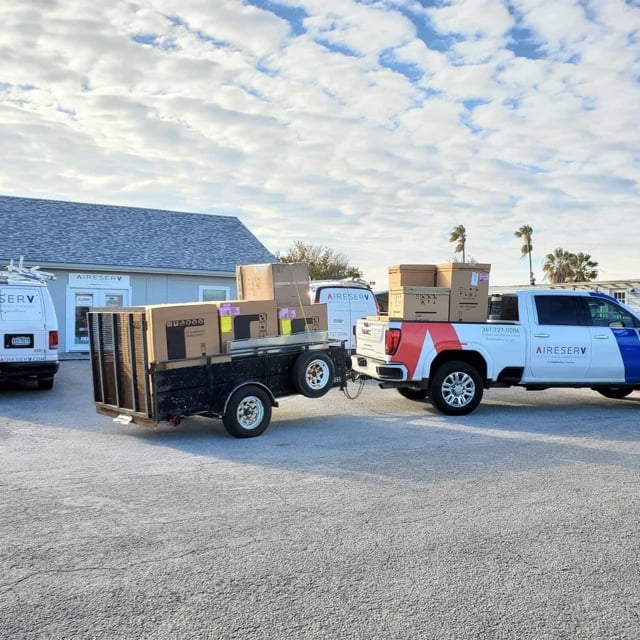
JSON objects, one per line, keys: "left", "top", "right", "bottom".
{"left": 6, "top": 334, "right": 33, "bottom": 348}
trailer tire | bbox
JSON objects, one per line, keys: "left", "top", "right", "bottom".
{"left": 293, "top": 351, "right": 335, "bottom": 398}
{"left": 596, "top": 387, "right": 634, "bottom": 399}
{"left": 397, "top": 387, "right": 428, "bottom": 401}
{"left": 430, "top": 361, "right": 483, "bottom": 416}
{"left": 223, "top": 385, "right": 272, "bottom": 438}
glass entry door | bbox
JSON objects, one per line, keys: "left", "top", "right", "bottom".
{"left": 66, "top": 289, "right": 128, "bottom": 351}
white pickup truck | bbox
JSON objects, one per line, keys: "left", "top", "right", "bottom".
{"left": 352, "top": 289, "right": 640, "bottom": 415}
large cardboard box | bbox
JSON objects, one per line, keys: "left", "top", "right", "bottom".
{"left": 217, "top": 299, "right": 279, "bottom": 352}
{"left": 277, "top": 303, "right": 328, "bottom": 335}
{"left": 388, "top": 264, "right": 437, "bottom": 289}
{"left": 436, "top": 263, "right": 491, "bottom": 322}
{"left": 236, "top": 262, "right": 311, "bottom": 307}
{"left": 145, "top": 302, "right": 221, "bottom": 363}
{"left": 388, "top": 287, "right": 450, "bottom": 321}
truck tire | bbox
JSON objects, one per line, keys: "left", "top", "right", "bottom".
{"left": 596, "top": 387, "right": 634, "bottom": 399}
{"left": 430, "top": 361, "right": 483, "bottom": 416}
{"left": 397, "top": 387, "right": 428, "bottom": 400}
{"left": 292, "top": 351, "right": 335, "bottom": 398}
{"left": 223, "top": 385, "right": 272, "bottom": 438}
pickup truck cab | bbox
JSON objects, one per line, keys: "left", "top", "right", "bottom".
{"left": 353, "top": 289, "right": 640, "bottom": 415}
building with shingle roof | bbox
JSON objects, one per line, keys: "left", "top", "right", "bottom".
{"left": 1, "top": 195, "right": 277, "bottom": 354}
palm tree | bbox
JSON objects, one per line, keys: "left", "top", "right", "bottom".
{"left": 449, "top": 225, "right": 467, "bottom": 262}
{"left": 543, "top": 248, "right": 574, "bottom": 283}
{"left": 514, "top": 225, "right": 534, "bottom": 285}
{"left": 569, "top": 252, "right": 598, "bottom": 282}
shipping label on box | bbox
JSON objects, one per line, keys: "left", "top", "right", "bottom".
{"left": 217, "top": 299, "right": 279, "bottom": 352}
{"left": 145, "top": 303, "right": 221, "bottom": 362}
{"left": 388, "top": 287, "right": 450, "bottom": 321}
{"left": 277, "top": 304, "right": 328, "bottom": 335}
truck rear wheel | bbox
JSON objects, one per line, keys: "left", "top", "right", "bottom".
{"left": 293, "top": 351, "right": 335, "bottom": 398}
{"left": 223, "top": 385, "right": 272, "bottom": 438}
{"left": 430, "top": 361, "right": 483, "bottom": 415}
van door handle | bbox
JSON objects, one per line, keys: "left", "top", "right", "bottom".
{"left": 533, "top": 333, "right": 550, "bottom": 338}
{"left": 593, "top": 334, "right": 609, "bottom": 340}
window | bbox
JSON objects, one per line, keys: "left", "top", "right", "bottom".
{"left": 613, "top": 290, "right": 626, "bottom": 304}
{"left": 585, "top": 297, "right": 638, "bottom": 328}
{"left": 199, "top": 285, "right": 230, "bottom": 302}
{"left": 534, "top": 295, "right": 587, "bottom": 326}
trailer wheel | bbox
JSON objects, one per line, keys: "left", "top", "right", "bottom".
{"left": 397, "top": 387, "right": 428, "bottom": 401}
{"left": 293, "top": 351, "right": 335, "bottom": 398}
{"left": 223, "top": 385, "right": 272, "bottom": 438}
{"left": 430, "top": 361, "right": 483, "bottom": 415}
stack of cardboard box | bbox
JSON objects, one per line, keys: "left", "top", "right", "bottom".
{"left": 386, "top": 263, "right": 491, "bottom": 322}
{"left": 141, "top": 262, "right": 328, "bottom": 367}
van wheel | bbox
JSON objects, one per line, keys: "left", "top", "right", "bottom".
{"left": 37, "top": 377, "right": 54, "bottom": 390}
{"left": 430, "top": 361, "right": 483, "bottom": 415}
{"left": 293, "top": 351, "right": 335, "bottom": 398}
{"left": 223, "top": 385, "right": 272, "bottom": 438}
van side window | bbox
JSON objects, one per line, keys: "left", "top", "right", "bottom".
{"left": 534, "top": 295, "right": 587, "bottom": 326}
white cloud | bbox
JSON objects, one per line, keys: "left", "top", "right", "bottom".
{"left": 0, "top": 0, "right": 639, "bottom": 287}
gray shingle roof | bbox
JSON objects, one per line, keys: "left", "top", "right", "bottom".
{"left": 0, "top": 195, "right": 276, "bottom": 274}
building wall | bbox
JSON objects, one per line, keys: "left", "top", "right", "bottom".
{"left": 45, "top": 268, "right": 237, "bottom": 354}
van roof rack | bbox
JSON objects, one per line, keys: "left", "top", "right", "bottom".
{"left": 0, "top": 257, "right": 55, "bottom": 283}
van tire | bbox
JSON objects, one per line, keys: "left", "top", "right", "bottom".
{"left": 293, "top": 351, "right": 335, "bottom": 398}
{"left": 37, "top": 376, "right": 54, "bottom": 390}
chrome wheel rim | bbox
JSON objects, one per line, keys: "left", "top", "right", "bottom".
{"left": 442, "top": 371, "right": 475, "bottom": 408}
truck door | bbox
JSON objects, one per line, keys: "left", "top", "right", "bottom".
{"left": 585, "top": 296, "right": 640, "bottom": 382}
{"left": 527, "top": 294, "right": 591, "bottom": 380}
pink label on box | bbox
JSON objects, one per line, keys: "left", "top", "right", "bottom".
{"left": 278, "top": 308, "right": 297, "bottom": 319}
{"left": 218, "top": 304, "right": 240, "bottom": 316}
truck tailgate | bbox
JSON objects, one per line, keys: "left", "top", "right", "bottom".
{"left": 355, "top": 317, "right": 395, "bottom": 360}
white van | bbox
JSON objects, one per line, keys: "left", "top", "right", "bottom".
{"left": 0, "top": 261, "right": 59, "bottom": 389}
{"left": 309, "top": 280, "right": 378, "bottom": 353}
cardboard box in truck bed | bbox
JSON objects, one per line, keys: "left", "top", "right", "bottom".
{"left": 436, "top": 263, "right": 491, "bottom": 322}
{"left": 388, "top": 264, "right": 437, "bottom": 289}
{"left": 388, "top": 287, "right": 450, "bottom": 321}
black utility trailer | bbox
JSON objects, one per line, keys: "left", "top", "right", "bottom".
{"left": 88, "top": 308, "right": 347, "bottom": 438}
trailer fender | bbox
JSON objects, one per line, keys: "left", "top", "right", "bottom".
{"left": 222, "top": 381, "right": 278, "bottom": 415}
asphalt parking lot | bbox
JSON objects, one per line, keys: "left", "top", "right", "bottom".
{"left": 1, "top": 360, "right": 639, "bottom": 639}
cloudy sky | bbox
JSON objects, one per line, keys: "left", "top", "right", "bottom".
{"left": 1, "top": 0, "right": 639, "bottom": 287}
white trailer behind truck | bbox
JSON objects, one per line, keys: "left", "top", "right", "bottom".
{"left": 353, "top": 289, "right": 640, "bottom": 415}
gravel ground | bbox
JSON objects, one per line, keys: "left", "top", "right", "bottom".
{"left": 1, "top": 360, "right": 639, "bottom": 639}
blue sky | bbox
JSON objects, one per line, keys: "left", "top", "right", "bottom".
{"left": 1, "top": 0, "right": 639, "bottom": 286}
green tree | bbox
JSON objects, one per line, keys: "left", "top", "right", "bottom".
{"left": 543, "top": 248, "right": 574, "bottom": 283}
{"left": 275, "top": 241, "right": 363, "bottom": 280}
{"left": 542, "top": 248, "right": 599, "bottom": 283}
{"left": 514, "top": 224, "right": 535, "bottom": 285}
{"left": 449, "top": 225, "right": 467, "bottom": 262}
{"left": 569, "top": 252, "right": 598, "bottom": 282}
